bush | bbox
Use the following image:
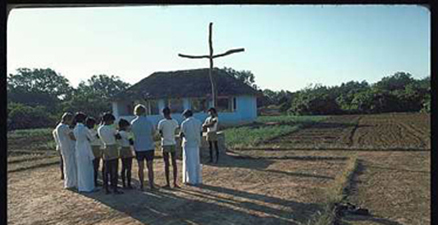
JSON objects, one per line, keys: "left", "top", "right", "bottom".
{"left": 7, "top": 103, "right": 57, "bottom": 130}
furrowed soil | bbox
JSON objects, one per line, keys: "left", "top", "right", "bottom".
{"left": 265, "top": 113, "right": 430, "bottom": 150}
{"left": 7, "top": 113, "right": 430, "bottom": 224}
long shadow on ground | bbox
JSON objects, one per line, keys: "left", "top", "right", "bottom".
{"left": 80, "top": 181, "right": 321, "bottom": 225}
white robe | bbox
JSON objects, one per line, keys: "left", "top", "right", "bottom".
{"left": 54, "top": 123, "right": 77, "bottom": 189}
{"left": 181, "top": 117, "right": 203, "bottom": 184}
{"left": 73, "top": 123, "right": 95, "bottom": 192}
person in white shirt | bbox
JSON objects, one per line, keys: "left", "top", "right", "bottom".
{"left": 98, "top": 113, "right": 123, "bottom": 195}
{"left": 52, "top": 127, "right": 64, "bottom": 180}
{"left": 54, "top": 112, "right": 77, "bottom": 189}
{"left": 117, "top": 119, "right": 134, "bottom": 189}
{"left": 73, "top": 112, "right": 96, "bottom": 193}
{"left": 180, "top": 109, "right": 203, "bottom": 185}
{"left": 157, "top": 107, "right": 180, "bottom": 189}
{"left": 203, "top": 107, "right": 219, "bottom": 163}
{"left": 86, "top": 117, "right": 104, "bottom": 187}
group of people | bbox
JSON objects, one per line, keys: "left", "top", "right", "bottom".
{"left": 52, "top": 104, "right": 220, "bottom": 194}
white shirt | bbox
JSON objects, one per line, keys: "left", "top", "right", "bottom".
{"left": 181, "top": 117, "right": 202, "bottom": 148}
{"left": 54, "top": 123, "right": 74, "bottom": 153}
{"left": 97, "top": 124, "right": 118, "bottom": 146}
{"left": 158, "top": 118, "right": 179, "bottom": 146}
{"left": 88, "top": 128, "right": 103, "bottom": 148}
{"left": 52, "top": 129, "right": 60, "bottom": 151}
{"left": 204, "top": 116, "right": 219, "bottom": 132}
{"left": 118, "top": 130, "right": 131, "bottom": 147}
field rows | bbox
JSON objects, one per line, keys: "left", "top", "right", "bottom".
{"left": 262, "top": 113, "right": 430, "bottom": 150}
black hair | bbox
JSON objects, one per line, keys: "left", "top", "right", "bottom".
{"left": 182, "top": 109, "right": 193, "bottom": 117}
{"left": 74, "top": 112, "right": 87, "bottom": 123}
{"left": 86, "top": 117, "right": 97, "bottom": 129}
{"left": 118, "top": 119, "right": 130, "bottom": 129}
{"left": 162, "top": 107, "right": 171, "bottom": 116}
{"left": 208, "top": 107, "right": 217, "bottom": 114}
{"left": 102, "top": 112, "right": 115, "bottom": 122}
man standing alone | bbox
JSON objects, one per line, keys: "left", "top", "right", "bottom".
{"left": 131, "top": 104, "right": 156, "bottom": 191}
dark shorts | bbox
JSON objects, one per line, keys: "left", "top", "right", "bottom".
{"left": 135, "top": 150, "right": 155, "bottom": 162}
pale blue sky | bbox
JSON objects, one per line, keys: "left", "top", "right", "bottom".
{"left": 7, "top": 5, "right": 430, "bottom": 91}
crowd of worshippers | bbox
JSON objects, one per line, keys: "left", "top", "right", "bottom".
{"left": 52, "top": 104, "right": 220, "bottom": 194}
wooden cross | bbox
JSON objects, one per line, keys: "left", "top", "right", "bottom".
{"left": 178, "top": 22, "right": 245, "bottom": 108}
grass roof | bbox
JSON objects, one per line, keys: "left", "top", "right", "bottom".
{"left": 115, "top": 68, "right": 260, "bottom": 101}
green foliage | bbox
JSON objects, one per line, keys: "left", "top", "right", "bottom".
{"left": 284, "top": 72, "right": 430, "bottom": 115}
{"left": 222, "top": 67, "right": 258, "bottom": 89}
{"left": 224, "top": 115, "right": 327, "bottom": 148}
{"left": 7, "top": 103, "right": 57, "bottom": 130}
{"left": 62, "top": 74, "right": 130, "bottom": 119}
{"left": 7, "top": 68, "right": 131, "bottom": 130}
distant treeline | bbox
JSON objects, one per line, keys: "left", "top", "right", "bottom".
{"left": 258, "top": 72, "right": 430, "bottom": 115}
{"left": 7, "top": 68, "right": 131, "bottom": 130}
{"left": 7, "top": 68, "right": 430, "bottom": 130}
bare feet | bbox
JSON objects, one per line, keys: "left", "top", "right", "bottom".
{"left": 174, "top": 183, "right": 181, "bottom": 188}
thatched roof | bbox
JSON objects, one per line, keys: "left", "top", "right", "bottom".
{"left": 114, "top": 68, "right": 261, "bottom": 101}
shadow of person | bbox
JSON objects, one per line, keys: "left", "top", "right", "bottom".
{"left": 79, "top": 182, "right": 318, "bottom": 225}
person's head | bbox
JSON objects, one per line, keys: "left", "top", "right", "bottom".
{"left": 74, "top": 112, "right": 87, "bottom": 124}
{"left": 182, "top": 109, "right": 193, "bottom": 118}
{"left": 134, "top": 104, "right": 146, "bottom": 116}
{"left": 102, "top": 112, "right": 116, "bottom": 125}
{"left": 162, "top": 107, "right": 171, "bottom": 118}
{"left": 118, "top": 119, "right": 130, "bottom": 131}
{"left": 61, "top": 112, "right": 74, "bottom": 124}
{"left": 85, "top": 117, "right": 97, "bottom": 129}
{"left": 208, "top": 107, "right": 217, "bottom": 117}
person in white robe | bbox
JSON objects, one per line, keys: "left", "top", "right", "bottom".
{"left": 73, "top": 113, "right": 96, "bottom": 192}
{"left": 52, "top": 128, "right": 64, "bottom": 180}
{"left": 54, "top": 112, "right": 77, "bottom": 189}
{"left": 180, "top": 109, "right": 203, "bottom": 185}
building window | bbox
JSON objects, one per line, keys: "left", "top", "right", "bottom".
{"left": 191, "top": 98, "right": 208, "bottom": 113}
{"left": 217, "top": 97, "right": 236, "bottom": 112}
{"left": 125, "top": 102, "right": 134, "bottom": 116}
{"left": 133, "top": 99, "right": 158, "bottom": 115}
{"left": 147, "top": 100, "right": 159, "bottom": 115}
{"left": 165, "top": 98, "right": 184, "bottom": 113}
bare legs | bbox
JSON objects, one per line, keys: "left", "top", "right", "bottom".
{"left": 163, "top": 152, "right": 179, "bottom": 188}
{"left": 208, "top": 141, "right": 219, "bottom": 163}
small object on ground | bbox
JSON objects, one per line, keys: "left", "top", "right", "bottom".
{"left": 334, "top": 202, "right": 371, "bottom": 217}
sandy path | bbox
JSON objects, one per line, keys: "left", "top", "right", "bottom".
{"left": 8, "top": 152, "right": 347, "bottom": 225}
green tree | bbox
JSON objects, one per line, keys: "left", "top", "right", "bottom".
{"left": 222, "top": 67, "right": 258, "bottom": 89}
{"left": 7, "top": 68, "right": 73, "bottom": 112}
{"left": 62, "top": 74, "right": 130, "bottom": 118}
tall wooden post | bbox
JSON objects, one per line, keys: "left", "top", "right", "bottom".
{"left": 178, "top": 22, "right": 244, "bottom": 108}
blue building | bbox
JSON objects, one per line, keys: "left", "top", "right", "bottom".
{"left": 112, "top": 68, "right": 260, "bottom": 126}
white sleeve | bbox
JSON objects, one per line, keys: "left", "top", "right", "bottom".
{"left": 52, "top": 129, "right": 60, "bottom": 151}
{"left": 157, "top": 121, "right": 163, "bottom": 131}
{"left": 86, "top": 129, "right": 96, "bottom": 142}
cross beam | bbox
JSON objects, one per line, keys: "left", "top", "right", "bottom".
{"left": 178, "top": 22, "right": 245, "bottom": 108}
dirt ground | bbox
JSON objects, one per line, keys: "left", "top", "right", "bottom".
{"left": 8, "top": 150, "right": 351, "bottom": 225}
{"left": 266, "top": 113, "right": 430, "bottom": 150}
{"left": 7, "top": 113, "right": 430, "bottom": 224}
{"left": 342, "top": 151, "right": 430, "bottom": 225}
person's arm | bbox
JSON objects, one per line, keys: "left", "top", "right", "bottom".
{"left": 157, "top": 121, "right": 163, "bottom": 137}
{"left": 86, "top": 129, "right": 96, "bottom": 142}
{"left": 179, "top": 123, "right": 185, "bottom": 139}
{"left": 52, "top": 129, "right": 60, "bottom": 151}
{"left": 114, "top": 128, "right": 122, "bottom": 140}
